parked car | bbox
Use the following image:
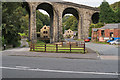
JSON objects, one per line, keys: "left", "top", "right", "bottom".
{"left": 88, "top": 37, "right": 91, "bottom": 40}
{"left": 84, "top": 38, "right": 90, "bottom": 42}
{"left": 107, "top": 37, "right": 120, "bottom": 43}
{"left": 109, "top": 39, "right": 120, "bottom": 45}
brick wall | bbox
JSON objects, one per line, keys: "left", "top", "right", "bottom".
{"left": 92, "top": 28, "right": 120, "bottom": 41}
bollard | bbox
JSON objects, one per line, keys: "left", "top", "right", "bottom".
{"left": 4, "top": 44, "right": 6, "bottom": 50}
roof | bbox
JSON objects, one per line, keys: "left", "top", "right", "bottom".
{"left": 73, "top": 31, "right": 77, "bottom": 35}
{"left": 100, "top": 23, "right": 120, "bottom": 29}
{"left": 92, "top": 28, "right": 99, "bottom": 31}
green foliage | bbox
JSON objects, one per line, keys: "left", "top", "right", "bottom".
{"left": 111, "top": 1, "right": 120, "bottom": 11}
{"left": 62, "top": 15, "right": 78, "bottom": 31}
{"left": 18, "top": 33, "right": 27, "bottom": 37}
{"left": 110, "top": 1, "right": 120, "bottom": 23}
{"left": 2, "top": 2, "right": 28, "bottom": 47}
{"left": 99, "top": 1, "right": 115, "bottom": 23}
{"left": 89, "top": 23, "right": 104, "bottom": 37}
{"left": 2, "top": 2, "right": 50, "bottom": 47}
{"left": 36, "top": 10, "right": 50, "bottom": 32}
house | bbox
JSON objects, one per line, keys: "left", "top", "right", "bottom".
{"left": 37, "top": 25, "right": 50, "bottom": 39}
{"left": 92, "top": 23, "right": 120, "bottom": 42}
{"left": 63, "top": 29, "right": 77, "bottom": 39}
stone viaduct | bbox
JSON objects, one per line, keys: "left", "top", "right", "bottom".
{"left": 27, "top": 1, "right": 99, "bottom": 43}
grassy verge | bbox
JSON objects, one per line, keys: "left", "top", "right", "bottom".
{"left": 92, "top": 41, "right": 109, "bottom": 44}
{"left": 31, "top": 41, "right": 87, "bottom": 53}
{"left": 76, "top": 39, "right": 84, "bottom": 41}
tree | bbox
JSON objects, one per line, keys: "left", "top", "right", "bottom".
{"left": 36, "top": 10, "right": 50, "bottom": 32}
{"left": 89, "top": 23, "right": 104, "bottom": 37}
{"left": 99, "top": 1, "right": 115, "bottom": 23}
{"left": 2, "top": 2, "right": 29, "bottom": 47}
{"left": 116, "top": 8, "right": 120, "bottom": 23}
{"left": 62, "top": 15, "right": 78, "bottom": 31}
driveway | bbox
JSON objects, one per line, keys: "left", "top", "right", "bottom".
{"left": 86, "top": 42, "right": 119, "bottom": 56}
{"left": 64, "top": 38, "right": 76, "bottom": 42}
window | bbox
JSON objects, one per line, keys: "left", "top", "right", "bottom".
{"left": 110, "top": 32, "right": 113, "bottom": 37}
{"left": 46, "top": 31, "right": 48, "bottom": 34}
{"left": 101, "top": 30, "right": 105, "bottom": 37}
{"left": 43, "top": 31, "right": 48, "bottom": 34}
{"left": 43, "top": 31, "right": 46, "bottom": 34}
{"left": 44, "top": 36, "right": 48, "bottom": 38}
{"left": 68, "top": 31, "right": 69, "bottom": 33}
{"left": 37, "top": 34, "right": 40, "bottom": 37}
{"left": 44, "top": 27, "right": 46, "bottom": 29}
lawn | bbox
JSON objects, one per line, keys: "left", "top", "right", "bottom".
{"left": 30, "top": 41, "right": 87, "bottom": 53}
{"left": 92, "top": 41, "right": 109, "bottom": 44}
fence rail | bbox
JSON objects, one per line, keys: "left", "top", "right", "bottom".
{"left": 30, "top": 42, "right": 86, "bottom": 53}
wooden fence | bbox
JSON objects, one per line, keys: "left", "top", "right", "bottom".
{"left": 30, "top": 42, "right": 86, "bottom": 54}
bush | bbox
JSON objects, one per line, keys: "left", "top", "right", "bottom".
{"left": 89, "top": 23, "right": 104, "bottom": 37}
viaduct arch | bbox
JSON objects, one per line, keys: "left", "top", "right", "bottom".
{"left": 27, "top": 1, "right": 99, "bottom": 43}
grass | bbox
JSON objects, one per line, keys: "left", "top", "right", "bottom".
{"left": 76, "top": 39, "right": 84, "bottom": 41}
{"left": 30, "top": 41, "right": 87, "bottom": 53}
{"left": 92, "top": 41, "right": 109, "bottom": 44}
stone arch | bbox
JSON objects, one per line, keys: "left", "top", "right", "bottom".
{"left": 36, "top": 2, "right": 55, "bottom": 43}
{"left": 62, "top": 7, "right": 82, "bottom": 39}
{"left": 28, "top": 1, "right": 99, "bottom": 43}
{"left": 62, "top": 7, "right": 79, "bottom": 20}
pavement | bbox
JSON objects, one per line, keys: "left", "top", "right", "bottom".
{"left": 2, "top": 47, "right": 99, "bottom": 60}
{"left": 85, "top": 42, "right": 120, "bottom": 60}
{"left": 86, "top": 42, "right": 119, "bottom": 56}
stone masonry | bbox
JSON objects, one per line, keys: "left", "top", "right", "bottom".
{"left": 27, "top": 1, "right": 99, "bottom": 43}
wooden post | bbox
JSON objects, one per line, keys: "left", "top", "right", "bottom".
{"left": 62, "top": 42, "right": 63, "bottom": 46}
{"left": 84, "top": 42, "right": 85, "bottom": 54}
{"left": 70, "top": 44, "right": 71, "bottom": 53}
{"left": 56, "top": 44, "right": 58, "bottom": 53}
{"left": 45, "top": 44, "right": 46, "bottom": 52}
{"left": 76, "top": 42, "right": 77, "bottom": 46}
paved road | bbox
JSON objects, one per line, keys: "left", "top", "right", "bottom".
{"left": 86, "top": 42, "right": 119, "bottom": 56}
{"left": 2, "top": 55, "right": 119, "bottom": 78}
{"left": 65, "top": 39, "right": 119, "bottom": 56}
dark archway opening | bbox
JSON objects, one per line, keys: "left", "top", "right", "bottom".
{"left": 62, "top": 8, "right": 79, "bottom": 40}
{"left": 91, "top": 12, "right": 99, "bottom": 24}
{"left": 36, "top": 3, "right": 53, "bottom": 43}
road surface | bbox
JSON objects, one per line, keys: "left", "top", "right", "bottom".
{"left": 2, "top": 55, "right": 119, "bottom": 78}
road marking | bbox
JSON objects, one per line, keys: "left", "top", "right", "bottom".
{"left": 15, "top": 66, "right": 30, "bottom": 69}
{"left": 0, "top": 66, "right": 119, "bottom": 76}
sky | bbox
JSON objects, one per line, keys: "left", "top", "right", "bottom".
{"left": 39, "top": 0, "right": 120, "bottom": 15}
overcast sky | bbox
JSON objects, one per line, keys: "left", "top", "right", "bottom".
{"left": 39, "top": 0, "right": 120, "bottom": 15}
{"left": 63, "top": 0, "right": 120, "bottom": 7}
